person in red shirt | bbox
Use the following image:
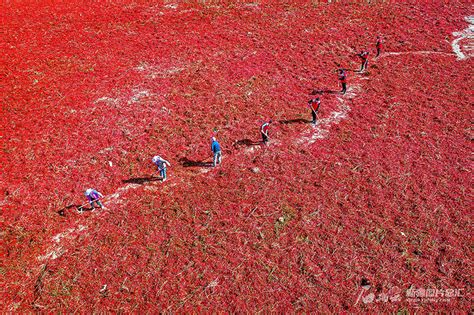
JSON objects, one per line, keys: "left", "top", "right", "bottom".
{"left": 260, "top": 120, "right": 272, "bottom": 144}
{"left": 376, "top": 36, "right": 383, "bottom": 57}
{"left": 338, "top": 69, "right": 347, "bottom": 94}
{"left": 357, "top": 50, "right": 369, "bottom": 72}
{"left": 308, "top": 97, "right": 321, "bottom": 125}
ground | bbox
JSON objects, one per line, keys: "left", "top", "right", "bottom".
{"left": 1, "top": 2, "right": 472, "bottom": 312}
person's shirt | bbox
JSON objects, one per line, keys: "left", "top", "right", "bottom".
{"left": 85, "top": 189, "right": 102, "bottom": 201}
{"left": 376, "top": 38, "right": 382, "bottom": 48}
{"left": 338, "top": 70, "right": 347, "bottom": 83}
{"left": 211, "top": 140, "right": 221, "bottom": 153}
{"left": 359, "top": 51, "right": 369, "bottom": 60}
{"left": 309, "top": 99, "right": 321, "bottom": 112}
{"left": 152, "top": 156, "right": 168, "bottom": 169}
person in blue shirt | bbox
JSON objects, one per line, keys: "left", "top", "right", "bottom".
{"left": 152, "top": 155, "right": 171, "bottom": 181}
{"left": 211, "top": 137, "right": 222, "bottom": 167}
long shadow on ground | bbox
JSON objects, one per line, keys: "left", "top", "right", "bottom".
{"left": 57, "top": 204, "right": 98, "bottom": 215}
{"left": 279, "top": 118, "right": 312, "bottom": 125}
{"left": 122, "top": 177, "right": 161, "bottom": 184}
{"left": 233, "top": 139, "right": 261, "bottom": 147}
{"left": 57, "top": 204, "right": 83, "bottom": 216}
{"left": 179, "top": 157, "right": 213, "bottom": 168}
{"left": 311, "top": 88, "right": 339, "bottom": 95}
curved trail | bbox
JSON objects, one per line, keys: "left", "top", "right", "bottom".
{"left": 451, "top": 16, "right": 474, "bottom": 60}
{"left": 37, "top": 75, "right": 363, "bottom": 262}
{"left": 38, "top": 14, "right": 473, "bottom": 263}
{"left": 381, "top": 51, "right": 455, "bottom": 57}
{"left": 298, "top": 83, "right": 361, "bottom": 145}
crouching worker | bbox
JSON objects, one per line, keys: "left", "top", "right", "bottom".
{"left": 308, "top": 97, "right": 321, "bottom": 125}
{"left": 211, "top": 137, "right": 222, "bottom": 167}
{"left": 152, "top": 155, "right": 171, "bottom": 181}
{"left": 85, "top": 188, "right": 104, "bottom": 210}
{"left": 260, "top": 119, "right": 272, "bottom": 145}
{"left": 338, "top": 69, "right": 347, "bottom": 94}
{"left": 376, "top": 36, "right": 383, "bottom": 57}
{"left": 357, "top": 50, "right": 369, "bottom": 72}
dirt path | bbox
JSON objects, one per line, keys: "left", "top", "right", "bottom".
{"left": 38, "top": 13, "right": 473, "bottom": 265}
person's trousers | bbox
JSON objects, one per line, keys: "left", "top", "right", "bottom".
{"left": 90, "top": 199, "right": 103, "bottom": 209}
{"left": 311, "top": 111, "right": 317, "bottom": 124}
{"left": 160, "top": 167, "right": 167, "bottom": 180}
{"left": 213, "top": 151, "right": 222, "bottom": 166}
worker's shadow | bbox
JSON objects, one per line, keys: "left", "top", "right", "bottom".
{"left": 279, "top": 118, "right": 312, "bottom": 125}
{"left": 311, "top": 88, "right": 339, "bottom": 95}
{"left": 179, "top": 157, "right": 213, "bottom": 167}
{"left": 122, "top": 177, "right": 161, "bottom": 184}
{"left": 57, "top": 204, "right": 87, "bottom": 216}
{"left": 233, "top": 139, "right": 261, "bottom": 147}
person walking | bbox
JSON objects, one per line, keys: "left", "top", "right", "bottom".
{"left": 152, "top": 155, "right": 171, "bottom": 181}
{"left": 357, "top": 50, "right": 369, "bottom": 72}
{"left": 84, "top": 188, "right": 104, "bottom": 210}
{"left": 211, "top": 137, "right": 222, "bottom": 167}
{"left": 338, "top": 69, "right": 347, "bottom": 94}
{"left": 376, "top": 36, "right": 383, "bottom": 57}
{"left": 308, "top": 97, "right": 321, "bottom": 125}
{"left": 260, "top": 120, "right": 272, "bottom": 144}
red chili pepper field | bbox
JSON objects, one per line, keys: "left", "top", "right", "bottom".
{"left": 1, "top": 1, "right": 472, "bottom": 312}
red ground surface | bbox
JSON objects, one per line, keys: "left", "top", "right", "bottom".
{"left": 1, "top": 1, "right": 472, "bottom": 312}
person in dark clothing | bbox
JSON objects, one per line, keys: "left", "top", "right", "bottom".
{"left": 260, "top": 120, "right": 272, "bottom": 144}
{"left": 358, "top": 50, "right": 369, "bottom": 72}
{"left": 376, "top": 36, "right": 383, "bottom": 57}
{"left": 338, "top": 69, "right": 347, "bottom": 94}
{"left": 308, "top": 97, "right": 321, "bottom": 125}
